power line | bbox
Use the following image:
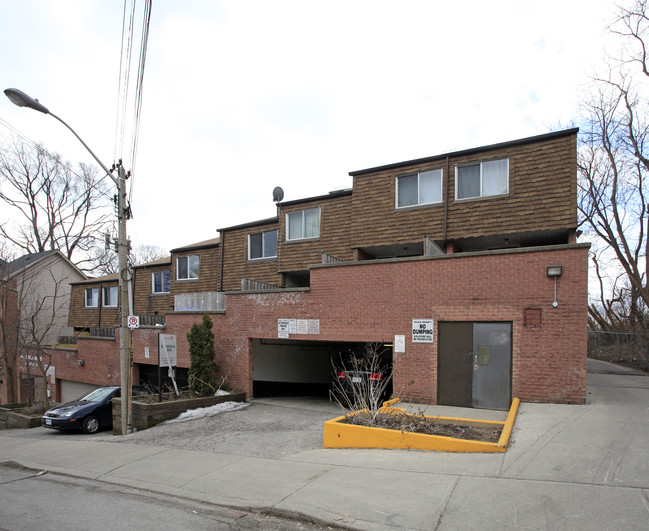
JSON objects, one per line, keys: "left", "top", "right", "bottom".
{"left": 129, "top": 0, "right": 153, "bottom": 199}
{"left": 0, "top": 114, "right": 116, "bottom": 200}
{"left": 114, "top": 0, "right": 137, "bottom": 165}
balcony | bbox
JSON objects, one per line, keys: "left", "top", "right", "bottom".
{"left": 174, "top": 292, "right": 226, "bottom": 312}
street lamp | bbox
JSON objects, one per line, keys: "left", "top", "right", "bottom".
{"left": 4, "top": 87, "right": 133, "bottom": 435}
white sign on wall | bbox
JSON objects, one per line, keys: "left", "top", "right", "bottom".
{"left": 278, "top": 319, "right": 290, "bottom": 339}
{"left": 412, "top": 319, "right": 434, "bottom": 343}
{"left": 296, "top": 319, "right": 309, "bottom": 335}
{"left": 394, "top": 335, "right": 406, "bottom": 353}
{"left": 278, "top": 318, "right": 320, "bottom": 337}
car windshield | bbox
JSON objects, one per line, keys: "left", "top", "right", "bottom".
{"left": 78, "top": 387, "right": 116, "bottom": 403}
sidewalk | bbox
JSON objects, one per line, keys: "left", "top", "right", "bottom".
{"left": 1, "top": 358, "right": 648, "bottom": 530}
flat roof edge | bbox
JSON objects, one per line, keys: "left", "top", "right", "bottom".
{"left": 349, "top": 128, "right": 579, "bottom": 176}
{"left": 310, "top": 242, "right": 591, "bottom": 269}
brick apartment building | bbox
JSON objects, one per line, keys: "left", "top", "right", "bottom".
{"left": 59, "top": 128, "right": 588, "bottom": 408}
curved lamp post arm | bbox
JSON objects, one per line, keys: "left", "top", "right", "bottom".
{"left": 4, "top": 88, "right": 118, "bottom": 186}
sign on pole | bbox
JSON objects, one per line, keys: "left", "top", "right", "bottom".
{"left": 127, "top": 315, "right": 139, "bottom": 329}
{"left": 158, "top": 334, "right": 177, "bottom": 367}
{"left": 158, "top": 334, "right": 178, "bottom": 397}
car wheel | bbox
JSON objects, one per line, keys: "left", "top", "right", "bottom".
{"left": 82, "top": 416, "right": 100, "bottom": 434}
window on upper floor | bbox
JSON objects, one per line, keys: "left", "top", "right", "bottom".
{"left": 456, "top": 158, "right": 509, "bottom": 200}
{"left": 102, "top": 286, "right": 118, "bottom": 307}
{"left": 85, "top": 287, "right": 99, "bottom": 308}
{"left": 177, "top": 255, "right": 199, "bottom": 280}
{"left": 249, "top": 230, "right": 278, "bottom": 260}
{"left": 396, "top": 169, "right": 442, "bottom": 208}
{"left": 152, "top": 270, "right": 171, "bottom": 294}
{"left": 286, "top": 207, "right": 320, "bottom": 241}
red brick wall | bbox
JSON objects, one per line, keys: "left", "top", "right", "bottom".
{"left": 55, "top": 338, "right": 122, "bottom": 389}
{"left": 203, "top": 244, "right": 589, "bottom": 404}
{"left": 74, "top": 244, "right": 589, "bottom": 405}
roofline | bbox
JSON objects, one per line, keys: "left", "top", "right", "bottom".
{"left": 131, "top": 257, "right": 172, "bottom": 270}
{"left": 71, "top": 274, "right": 119, "bottom": 286}
{"left": 5, "top": 250, "right": 86, "bottom": 281}
{"left": 278, "top": 188, "right": 353, "bottom": 208}
{"left": 218, "top": 216, "right": 278, "bottom": 233}
{"left": 349, "top": 128, "right": 580, "bottom": 176}
{"left": 171, "top": 238, "right": 220, "bottom": 253}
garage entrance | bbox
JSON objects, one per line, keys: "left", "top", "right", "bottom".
{"left": 252, "top": 339, "right": 393, "bottom": 398}
{"left": 60, "top": 379, "right": 100, "bottom": 403}
{"left": 438, "top": 322, "right": 512, "bottom": 410}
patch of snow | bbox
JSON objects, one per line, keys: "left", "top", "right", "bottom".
{"left": 164, "top": 401, "right": 250, "bottom": 424}
{"left": 215, "top": 389, "right": 230, "bottom": 396}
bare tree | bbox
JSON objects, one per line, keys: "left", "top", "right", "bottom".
{"left": 90, "top": 243, "right": 168, "bottom": 276}
{"left": 0, "top": 137, "right": 113, "bottom": 273}
{"left": 132, "top": 244, "right": 168, "bottom": 265}
{"left": 578, "top": 0, "right": 649, "bottom": 330}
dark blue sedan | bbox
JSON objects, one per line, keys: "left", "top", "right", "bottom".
{"left": 41, "top": 386, "right": 147, "bottom": 434}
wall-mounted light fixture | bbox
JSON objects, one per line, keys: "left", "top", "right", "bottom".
{"left": 547, "top": 265, "right": 562, "bottom": 308}
{"left": 78, "top": 359, "right": 85, "bottom": 366}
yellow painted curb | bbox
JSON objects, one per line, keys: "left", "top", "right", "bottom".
{"left": 323, "top": 397, "right": 520, "bottom": 453}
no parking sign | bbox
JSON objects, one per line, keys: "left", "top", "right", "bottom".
{"left": 127, "top": 315, "right": 139, "bottom": 328}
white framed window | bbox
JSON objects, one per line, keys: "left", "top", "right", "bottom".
{"left": 152, "top": 270, "right": 171, "bottom": 294}
{"left": 286, "top": 207, "right": 320, "bottom": 241}
{"left": 456, "top": 158, "right": 509, "bottom": 200}
{"left": 248, "top": 230, "right": 278, "bottom": 260}
{"left": 177, "top": 255, "right": 199, "bottom": 280}
{"left": 85, "top": 287, "right": 99, "bottom": 308}
{"left": 396, "top": 169, "right": 442, "bottom": 208}
{"left": 102, "top": 286, "right": 118, "bottom": 307}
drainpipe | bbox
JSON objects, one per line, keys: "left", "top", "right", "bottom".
{"left": 443, "top": 156, "right": 450, "bottom": 249}
{"left": 219, "top": 231, "right": 225, "bottom": 291}
{"left": 98, "top": 282, "right": 103, "bottom": 327}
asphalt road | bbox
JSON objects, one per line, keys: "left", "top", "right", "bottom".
{"left": 0, "top": 462, "right": 337, "bottom": 531}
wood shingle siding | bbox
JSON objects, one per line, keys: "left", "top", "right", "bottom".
{"left": 350, "top": 130, "right": 577, "bottom": 248}
{"left": 132, "top": 262, "right": 173, "bottom": 316}
{"left": 220, "top": 219, "right": 283, "bottom": 291}
{"left": 278, "top": 192, "right": 353, "bottom": 273}
{"left": 67, "top": 280, "right": 119, "bottom": 329}
{"left": 171, "top": 244, "right": 221, "bottom": 295}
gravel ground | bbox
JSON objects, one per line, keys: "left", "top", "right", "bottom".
{"left": 0, "top": 397, "right": 342, "bottom": 459}
{"left": 108, "top": 397, "right": 342, "bottom": 458}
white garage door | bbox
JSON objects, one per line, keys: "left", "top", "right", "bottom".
{"left": 60, "top": 380, "right": 100, "bottom": 403}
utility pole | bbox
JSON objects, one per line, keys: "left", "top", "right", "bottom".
{"left": 116, "top": 162, "right": 132, "bottom": 435}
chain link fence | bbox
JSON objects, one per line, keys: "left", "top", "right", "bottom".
{"left": 588, "top": 330, "right": 649, "bottom": 371}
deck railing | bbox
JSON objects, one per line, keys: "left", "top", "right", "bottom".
{"left": 174, "top": 291, "right": 226, "bottom": 312}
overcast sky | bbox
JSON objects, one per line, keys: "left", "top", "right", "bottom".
{"left": 0, "top": 1, "right": 615, "bottom": 252}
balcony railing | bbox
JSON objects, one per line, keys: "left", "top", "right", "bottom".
{"left": 139, "top": 314, "right": 165, "bottom": 327}
{"left": 241, "top": 278, "right": 281, "bottom": 291}
{"left": 174, "top": 291, "right": 226, "bottom": 312}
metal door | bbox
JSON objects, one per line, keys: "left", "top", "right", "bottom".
{"left": 472, "top": 323, "right": 512, "bottom": 409}
{"left": 437, "top": 322, "right": 473, "bottom": 407}
{"left": 438, "top": 322, "right": 512, "bottom": 410}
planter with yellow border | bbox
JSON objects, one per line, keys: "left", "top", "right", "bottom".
{"left": 324, "top": 397, "right": 520, "bottom": 452}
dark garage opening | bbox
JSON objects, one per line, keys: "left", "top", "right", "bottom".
{"left": 252, "top": 339, "right": 393, "bottom": 399}
{"left": 138, "top": 363, "right": 189, "bottom": 391}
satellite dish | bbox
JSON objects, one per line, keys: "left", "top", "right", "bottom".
{"left": 272, "top": 186, "right": 284, "bottom": 203}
